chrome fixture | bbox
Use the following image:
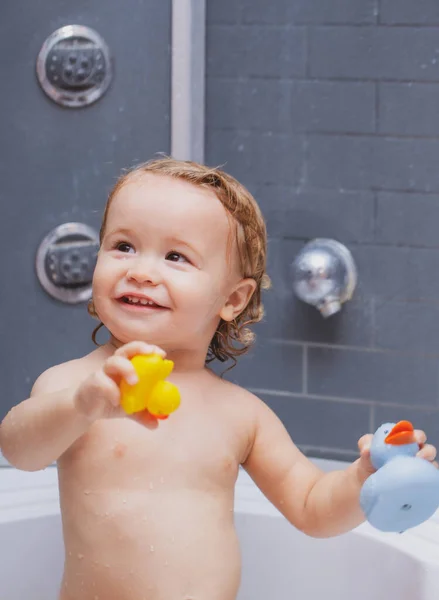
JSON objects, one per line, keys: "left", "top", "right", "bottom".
{"left": 36, "top": 222, "right": 99, "bottom": 303}
{"left": 36, "top": 25, "right": 112, "bottom": 108}
{"left": 292, "top": 239, "right": 357, "bottom": 317}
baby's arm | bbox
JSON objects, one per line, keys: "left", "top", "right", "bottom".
{"left": 243, "top": 396, "right": 368, "bottom": 538}
{"left": 0, "top": 362, "right": 93, "bottom": 471}
{"left": 0, "top": 341, "right": 163, "bottom": 471}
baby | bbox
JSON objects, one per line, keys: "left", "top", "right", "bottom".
{"left": 1, "top": 158, "right": 436, "bottom": 600}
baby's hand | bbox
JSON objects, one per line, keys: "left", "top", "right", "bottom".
{"left": 357, "top": 429, "right": 438, "bottom": 477}
{"left": 73, "top": 341, "right": 165, "bottom": 425}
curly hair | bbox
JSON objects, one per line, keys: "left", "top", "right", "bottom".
{"left": 89, "top": 157, "right": 270, "bottom": 368}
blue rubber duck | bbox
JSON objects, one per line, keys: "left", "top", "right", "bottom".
{"left": 360, "top": 420, "right": 439, "bottom": 533}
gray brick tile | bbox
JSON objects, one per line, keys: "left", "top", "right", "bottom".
{"left": 310, "top": 27, "right": 439, "bottom": 81}
{"left": 380, "top": 83, "right": 439, "bottom": 136}
{"left": 206, "top": 78, "right": 291, "bottom": 132}
{"left": 308, "top": 135, "right": 439, "bottom": 193}
{"left": 354, "top": 245, "right": 439, "bottom": 300}
{"left": 308, "top": 346, "right": 438, "bottom": 406}
{"left": 261, "top": 291, "right": 374, "bottom": 348}
{"left": 220, "top": 339, "right": 303, "bottom": 393}
{"left": 291, "top": 81, "right": 375, "bottom": 133}
{"left": 241, "top": 0, "right": 377, "bottom": 24}
{"left": 206, "top": 130, "right": 304, "bottom": 186}
{"left": 207, "top": 79, "right": 375, "bottom": 134}
{"left": 207, "top": 0, "right": 241, "bottom": 24}
{"left": 375, "top": 301, "right": 439, "bottom": 353}
{"left": 256, "top": 187, "right": 375, "bottom": 243}
{"left": 381, "top": 0, "right": 439, "bottom": 25}
{"left": 207, "top": 25, "right": 306, "bottom": 78}
{"left": 291, "top": 81, "right": 376, "bottom": 134}
{"left": 376, "top": 192, "right": 439, "bottom": 247}
{"left": 259, "top": 393, "right": 371, "bottom": 451}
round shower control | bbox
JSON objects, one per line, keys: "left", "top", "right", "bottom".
{"left": 36, "top": 223, "right": 99, "bottom": 304}
{"left": 36, "top": 25, "right": 113, "bottom": 108}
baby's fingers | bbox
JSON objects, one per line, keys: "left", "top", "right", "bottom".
{"left": 103, "top": 356, "right": 139, "bottom": 386}
{"left": 114, "top": 341, "right": 166, "bottom": 360}
{"left": 358, "top": 433, "right": 372, "bottom": 455}
{"left": 414, "top": 429, "right": 427, "bottom": 447}
{"left": 417, "top": 443, "right": 437, "bottom": 464}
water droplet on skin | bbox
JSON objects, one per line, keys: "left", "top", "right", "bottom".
{"left": 150, "top": 545, "right": 155, "bottom": 552}
{"left": 142, "top": 516, "right": 148, "bottom": 521}
{"left": 105, "top": 564, "right": 110, "bottom": 568}
{"left": 149, "top": 482, "right": 154, "bottom": 490}
{"left": 164, "top": 560, "right": 169, "bottom": 566}
{"left": 280, "top": 500, "right": 285, "bottom": 505}
{"left": 170, "top": 535, "right": 175, "bottom": 543}
{"left": 78, "top": 553, "right": 84, "bottom": 559}
{"left": 105, "top": 511, "right": 110, "bottom": 517}
{"left": 84, "top": 490, "right": 91, "bottom": 495}
{"left": 122, "top": 498, "right": 127, "bottom": 504}
{"left": 160, "top": 476, "right": 165, "bottom": 484}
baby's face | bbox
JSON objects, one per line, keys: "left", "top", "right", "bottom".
{"left": 92, "top": 173, "right": 240, "bottom": 351}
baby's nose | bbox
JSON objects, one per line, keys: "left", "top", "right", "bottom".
{"left": 126, "top": 257, "right": 160, "bottom": 284}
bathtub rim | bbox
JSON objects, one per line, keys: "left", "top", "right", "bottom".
{"left": 1, "top": 457, "right": 439, "bottom": 569}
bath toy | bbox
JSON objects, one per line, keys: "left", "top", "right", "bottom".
{"left": 119, "top": 354, "right": 180, "bottom": 419}
{"left": 360, "top": 421, "right": 439, "bottom": 533}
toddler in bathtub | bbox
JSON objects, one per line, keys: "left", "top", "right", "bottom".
{"left": 1, "top": 157, "right": 437, "bottom": 600}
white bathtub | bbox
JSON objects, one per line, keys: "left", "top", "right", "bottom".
{"left": 1, "top": 459, "right": 439, "bottom": 600}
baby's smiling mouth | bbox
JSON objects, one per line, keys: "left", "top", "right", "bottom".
{"left": 118, "top": 295, "right": 169, "bottom": 309}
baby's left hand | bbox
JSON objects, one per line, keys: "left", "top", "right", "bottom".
{"left": 357, "top": 429, "right": 438, "bottom": 477}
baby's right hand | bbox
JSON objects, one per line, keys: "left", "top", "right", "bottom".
{"left": 73, "top": 341, "right": 166, "bottom": 424}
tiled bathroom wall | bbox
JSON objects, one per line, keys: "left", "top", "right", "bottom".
{"left": 206, "top": 0, "right": 439, "bottom": 460}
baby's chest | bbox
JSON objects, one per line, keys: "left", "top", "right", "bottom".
{"left": 69, "top": 410, "right": 244, "bottom": 489}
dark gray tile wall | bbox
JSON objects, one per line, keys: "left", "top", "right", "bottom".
{"left": 206, "top": 0, "right": 439, "bottom": 460}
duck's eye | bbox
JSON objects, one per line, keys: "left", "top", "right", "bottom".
{"left": 401, "top": 504, "right": 412, "bottom": 511}
{"left": 384, "top": 430, "right": 389, "bottom": 435}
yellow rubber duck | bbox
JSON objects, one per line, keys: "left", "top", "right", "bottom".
{"left": 119, "top": 354, "right": 180, "bottom": 419}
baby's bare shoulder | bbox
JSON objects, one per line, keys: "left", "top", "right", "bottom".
{"left": 208, "top": 374, "right": 263, "bottom": 416}
{"left": 31, "top": 347, "right": 104, "bottom": 396}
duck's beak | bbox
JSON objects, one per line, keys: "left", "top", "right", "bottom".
{"left": 385, "top": 420, "right": 415, "bottom": 445}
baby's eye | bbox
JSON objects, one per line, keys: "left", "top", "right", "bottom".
{"left": 115, "top": 241, "right": 134, "bottom": 253}
{"left": 166, "top": 250, "right": 188, "bottom": 263}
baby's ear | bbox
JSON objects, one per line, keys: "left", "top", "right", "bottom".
{"left": 220, "top": 278, "right": 257, "bottom": 322}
